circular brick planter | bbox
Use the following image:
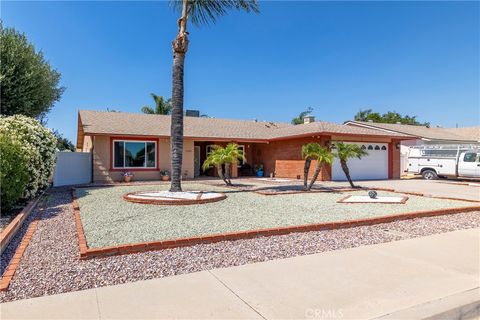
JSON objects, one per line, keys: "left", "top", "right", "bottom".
{"left": 123, "top": 191, "right": 227, "bottom": 205}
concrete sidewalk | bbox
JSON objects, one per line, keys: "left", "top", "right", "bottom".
{"left": 1, "top": 228, "right": 479, "bottom": 319}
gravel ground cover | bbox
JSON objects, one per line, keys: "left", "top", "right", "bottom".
{"left": 76, "top": 184, "right": 476, "bottom": 248}
{"left": 0, "top": 187, "right": 478, "bottom": 303}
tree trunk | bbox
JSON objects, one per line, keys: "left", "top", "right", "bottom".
{"left": 224, "top": 162, "right": 232, "bottom": 186}
{"left": 307, "top": 161, "right": 322, "bottom": 191}
{"left": 216, "top": 164, "right": 228, "bottom": 185}
{"left": 341, "top": 160, "right": 355, "bottom": 188}
{"left": 303, "top": 157, "right": 311, "bottom": 190}
{"left": 169, "top": 0, "right": 189, "bottom": 192}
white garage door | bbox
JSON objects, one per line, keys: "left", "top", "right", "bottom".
{"left": 332, "top": 142, "right": 389, "bottom": 181}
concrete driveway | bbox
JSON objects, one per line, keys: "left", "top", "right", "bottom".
{"left": 337, "top": 179, "right": 480, "bottom": 201}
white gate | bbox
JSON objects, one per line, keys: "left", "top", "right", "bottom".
{"left": 53, "top": 152, "right": 92, "bottom": 187}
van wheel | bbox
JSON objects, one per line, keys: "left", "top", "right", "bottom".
{"left": 422, "top": 170, "right": 438, "bottom": 180}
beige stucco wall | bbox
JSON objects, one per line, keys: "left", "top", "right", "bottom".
{"left": 92, "top": 136, "right": 194, "bottom": 183}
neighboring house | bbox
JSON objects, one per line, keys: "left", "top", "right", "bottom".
{"left": 344, "top": 121, "right": 480, "bottom": 173}
{"left": 76, "top": 110, "right": 415, "bottom": 183}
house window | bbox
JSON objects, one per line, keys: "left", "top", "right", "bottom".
{"left": 237, "top": 145, "right": 246, "bottom": 166}
{"left": 206, "top": 145, "right": 215, "bottom": 156}
{"left": 113, "top": 140, "right": 156, "bottom": 168}
{"left": 374, "top": 145, "right": 380, "bottom": 150}
{"left": 381, "top": 146, "right": 387, "bottom": 150}
{"left": 368, "top": 145, "right": 373, "bottom": 150}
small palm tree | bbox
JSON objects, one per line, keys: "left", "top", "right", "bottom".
{"left": 333, "top": 142, "right": 368, "bottom": 188}
{"left": 141, "top": 94, "right": 172, "bottom": 115}
{"left": 168, "top": 0, "right": 259, "bottom": 192}
{"left": 202, "top": 143, "right": 244, "bottom": 186}
{"left": 301, "top": 143, "right": 334, "bottom": 191}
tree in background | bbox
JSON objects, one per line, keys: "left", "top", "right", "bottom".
{"left": 0, "top": 22, "right": 64, "bottom": 121}
{"left": 301, "top": 143, "right": 334, "bottom": 191}
{"left": 291, "top": 107, "right": 313, "bottom": 125}
{"left": 354, "top": 109, "right": 429, "bottom": 127}
{"left": 141, "top": 94, "right": 172, "bottom": 115}
{"left": 168, "top": 0, "right": 259, "bottom": 192}
{"left": 53, "top": 130, "right": 75, "bottom": 151}
{"left": 202, "top": 143, "right": 244, "bottom": 186}
{"left": 332, "top": 142, "right": 368, "bottom": 188}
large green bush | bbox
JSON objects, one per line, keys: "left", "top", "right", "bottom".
{"left": 0, "top": 115, "right": 57, "bottom": 199}
{"left": 0, "top": 135, "right": 30, "bottom": 211}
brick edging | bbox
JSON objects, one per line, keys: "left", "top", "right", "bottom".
{"left": 0, "top": 197, "right": 41, "bottom": 255}
{"left": 337, "top": 195, "right": 409, "bottom": 204}
{"left": 71, "top": 187, "right": 480, "bottom": 260}
{"left": 72, "top": 189, "right": 88, "bottom": 258}
{"left": 0, "top": 198, "right": 44, "bottom": 291}
{"left": 123, "top": 191, "right": 227, "bottom": 206}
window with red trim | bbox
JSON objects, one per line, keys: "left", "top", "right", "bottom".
{"left": 113, "top": 140, "right": 157, "bottom": 168}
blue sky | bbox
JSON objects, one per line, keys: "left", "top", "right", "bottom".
{"left": 2, "top": 1, "right": 479, "bottom": 143}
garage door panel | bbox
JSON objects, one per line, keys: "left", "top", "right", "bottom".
{"left": 332, "top": 142, "right": 388, "bottom": 181}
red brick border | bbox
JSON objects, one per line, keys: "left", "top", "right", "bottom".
{"left": 123, "top": 191, "right": 227, "bottom": 206}
{"left": 72, "top": 187, "right": 480, "bottom": 260}
{"left": 0, "top": 197, "right": 44, "bottom": 291}
{"left": 337, "top": 195, "right": 409, "bottom": 204}
{"left": 0, "top": 196, "right": 41, "bottom": 254}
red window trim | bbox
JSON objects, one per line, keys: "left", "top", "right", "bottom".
{"left": 109, "top": 136, "right": 160, "bottom": 172}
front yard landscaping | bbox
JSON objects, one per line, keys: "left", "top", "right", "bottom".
{"left": 0, "top": 185, "right": 479, "bottom": 303}
{"left": 76, "top": 183, "right": 477, "bottom": 249}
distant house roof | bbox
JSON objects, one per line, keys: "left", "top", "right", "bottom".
{"left": 77, "top": 110, "right": 414, "bottom": 148}
{"left": 345, "top": 121, "right": 479, "bottom": 143}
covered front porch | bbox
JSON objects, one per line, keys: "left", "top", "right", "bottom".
{"left": 192, "top": 140, "right": 269, "bottom": 178}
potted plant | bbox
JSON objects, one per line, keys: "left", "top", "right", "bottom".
{"left": 160, "top": 170, "right": 170, "bottom": 181}
{"left": 254, "top": 164, "right": 264, "bottom": 177}
{"left": 122, "top": 171, "right": 134, "bottom": 183}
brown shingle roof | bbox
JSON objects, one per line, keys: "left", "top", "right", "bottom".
{"left": 77, "top": 110, "right": 412, "bottom": 145}
{"left": 346, "top": 121, "right": 479, "bottom": 142}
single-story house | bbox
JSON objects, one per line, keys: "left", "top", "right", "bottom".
{"left": 76, "top": 110, "right": 415, "bottom": 183}
{"left": 344, "top": 121, "right": 480, "bottom": 172}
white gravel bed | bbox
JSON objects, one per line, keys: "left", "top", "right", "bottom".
{"left": 0, "top": 188, "right": 478, "bottom": 303}
{"left": 76, "top": 184, "right": 476, "bottom": 248}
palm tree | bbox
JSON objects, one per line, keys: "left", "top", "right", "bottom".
{"left": 169, "top": 0, "right": 259, "bottom": 192}
{"left": 333, "top": 142, "right": 368, "bottom": 188}
{"left": 202, "top": 143, "right": 244, "bottom": 186}
{"left": 141, "top": 94, "right": 172, "bottom": 115}
{"left": 301, "top": 143, "right": 334, "bottom": 191}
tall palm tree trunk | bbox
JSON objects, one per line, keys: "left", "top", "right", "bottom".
{"left": 170, "top": 0, "right": 189, "bottom": 192}
{"left": 340, "top": 160, "right": 355, "bottom": 188}
{"left": 307, "top": 162, "right": 322, "bottom": 191}
{"left": 303, "top": 157, "right": 311, "bottom": 190}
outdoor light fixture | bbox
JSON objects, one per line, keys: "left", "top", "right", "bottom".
{"left": 396, "top": 143, "right": 400, "bottom": 149}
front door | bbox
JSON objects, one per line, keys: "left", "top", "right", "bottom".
{"left": 194, "top": 146, "right": 201, "bottom": 177}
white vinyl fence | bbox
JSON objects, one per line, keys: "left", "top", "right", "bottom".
{"left": 53, "top": 152, "right": 91, "bottom": 187}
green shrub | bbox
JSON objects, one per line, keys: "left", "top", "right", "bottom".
{"left": 0, "top": 135, "right": 30, "bottom": 211}
{"left": 0, "top": 115, "right": 57, "bottom": 198}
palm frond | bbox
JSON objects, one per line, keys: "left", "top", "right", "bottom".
{"left": 170, "top": 0, "right": 259, "bottom": 26}
{"left": 141, "top": 106, "right": 155, "bottom": 114}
